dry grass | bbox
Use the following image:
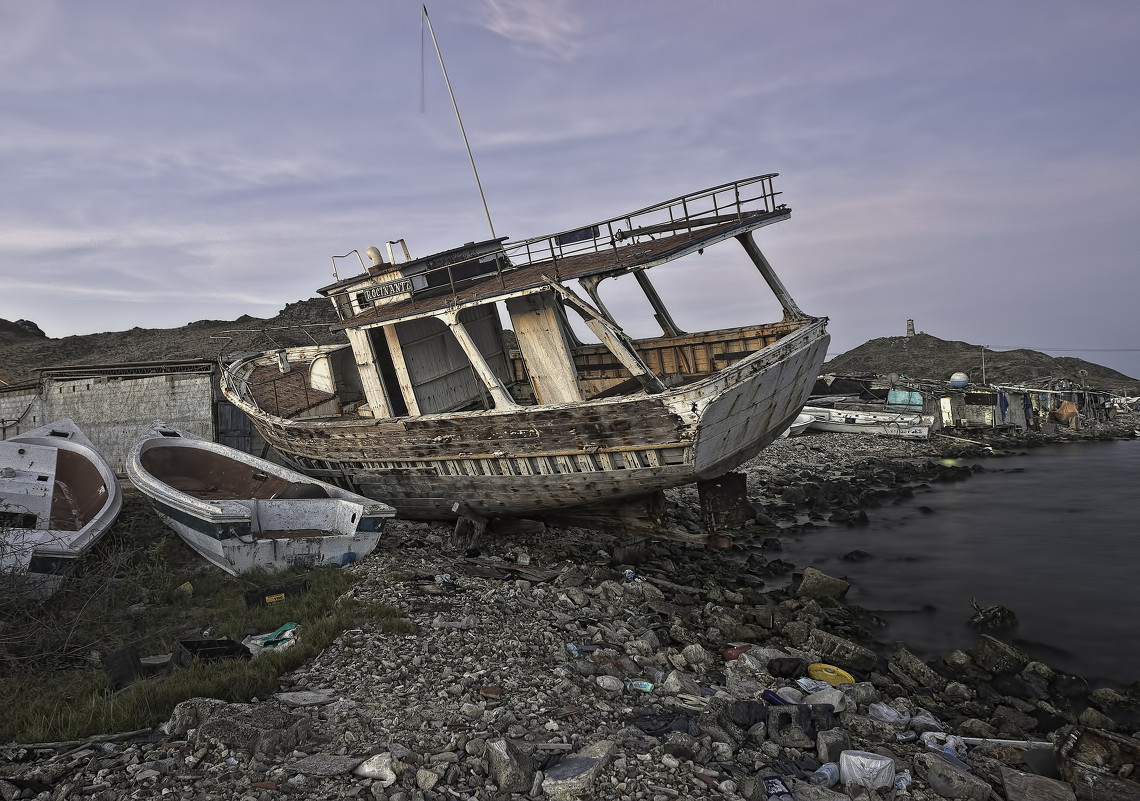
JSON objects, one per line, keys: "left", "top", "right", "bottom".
{"left": 0, "top": 491, "right": 413, "bottom": 743}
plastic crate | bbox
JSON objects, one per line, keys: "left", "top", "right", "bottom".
{"left": 173, "top": 638, "right": 251, "bottom": 667}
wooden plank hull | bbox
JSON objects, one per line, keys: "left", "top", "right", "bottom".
{"left": 224, "top": 320, "right": 830, "bottom": 520}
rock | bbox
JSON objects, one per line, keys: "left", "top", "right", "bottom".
{"left": 274, "top": 689, "right": 337, "bottom": 707}
{"left": 803, "top": 687, "right": 847, "bottom": 712}
{"left": 541, "top": 740, "right": 614, "bottom": 800}
{"left": 839, "top": 681, "right": 881, "bottom": 710}
{"left": 972, "top": 635, "right": 1029, "bottom": 675}
{"left": 660, "top": 669, "right": 702, "bottom": 696}
{"left": 1000, "top": 766, "right": 1077, "bottom": 801}
{"left": 805, "top": 629, "right": 878, "bottom": 672}
{"left": 681, "top": 643, "right": 713, "bottom": 667}
{"left": 415, "top": 767, "right": 440, "bottom": 790}
{"left": 1077, "top": 706, "right": 1117, "bottom": 730}
{"left": 163, "top": 697, "right": 228, "bottom": 737}
{"left": 891, "top": 645, "right": 948, "bottom": 692}
{"left": 914, "top": 752, "right": 993, "bottom": 800}
{"left": 796, "top": 567, "right": 850, "bottom": 601}
{"left": 289, "top": 754, "right": 365, "bottom": 776}
{"left": 192, "top": 704, "right": 312, "bottom": 758}
{"left": 485, "top": 738, "right": 534, "bottom": 793}
{"left": 595, "top": 675, "right": 624, "bottom": 693}
{"left": 816, "top": 727, "right": 851, "bottom": 763}
{"left": 838, "top": 711, "right": 902, "bottom": 742}
{"left": 354, "top": 754, "right": 398, "bottom": 787}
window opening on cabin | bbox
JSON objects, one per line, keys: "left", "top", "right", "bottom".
{"left": 367, "top": 328, "right": 409, "bottom": 417}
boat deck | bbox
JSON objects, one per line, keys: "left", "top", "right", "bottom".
{"left": 333, "top": 208, "right": 787, "bottom": 330}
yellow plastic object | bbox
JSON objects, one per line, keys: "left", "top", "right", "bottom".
{"left": 807, "top": 663, "right": 854, "bottom": 686}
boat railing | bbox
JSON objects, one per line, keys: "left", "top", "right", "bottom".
{"left": 327, "top": 173, "right": 783, "bottom": 313}
{"left": 215, "top": 326, "right": 347, "bottom": 419}
{"left": 504, "top": 172, "right": 782, "bottom": 271}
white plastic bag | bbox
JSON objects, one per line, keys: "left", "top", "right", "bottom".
{"left": 839, "top": 749, "right": 896, "bottom": 791}
{"left": 868, "top": 701, "right": 911, "bottom": 728}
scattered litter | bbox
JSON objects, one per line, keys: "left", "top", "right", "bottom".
{"left": 173, "top": 638, "right": 252, "bottom": 667}
{"left": 807, "top": 663, "right": 855, "bottom": 686}
{"left": 796, "top": 677, "right": 833, "bottom": 693}
{"left": 839, "top": 750, "right": 896, "bottom": 795}
{"left": 241, "top": 623, "right": 298, "bottom": 657}
{"left": 244, "top": 579, "right": 309, "bottom": 608}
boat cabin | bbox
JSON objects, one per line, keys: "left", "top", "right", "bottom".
{"left": 237, "top": 175, "right": 811, "bottom": 424}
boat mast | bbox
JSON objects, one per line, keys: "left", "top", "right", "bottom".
{"left": 421, "top": 5, "right": 497, "bottom": 240}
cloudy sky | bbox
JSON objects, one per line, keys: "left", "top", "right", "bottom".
{"left": 3, "top": 1, "right": 1138, "bottom": 378}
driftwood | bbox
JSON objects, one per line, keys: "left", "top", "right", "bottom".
{"left": 8, "top": 726, "right": 154, "bottom": 754}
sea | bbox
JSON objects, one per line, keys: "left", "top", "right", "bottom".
{"left": 771, "top": 437, "right": 1139, "bottom": 686}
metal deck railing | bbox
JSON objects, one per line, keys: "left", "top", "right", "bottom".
{"left": 327, "top": 173, "right": 783, "bottom": 313}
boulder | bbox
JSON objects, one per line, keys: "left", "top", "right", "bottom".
{"left": 796, "top": 567, "right": 850, "bottom": 601}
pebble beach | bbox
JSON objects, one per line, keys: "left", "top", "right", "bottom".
{"left": 3, "top": 412, "right": 1138, "bottom": 801}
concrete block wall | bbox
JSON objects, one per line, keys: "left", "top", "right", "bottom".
{"left": 1, "top": 373, "right": 216, "bottom": 473}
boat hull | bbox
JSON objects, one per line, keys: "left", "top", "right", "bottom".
{"left": 1, "top": 419, "right": 122, "bottom": 595}
{"left": 126, "top": 422, "right": 393, "bottom": 576}
{"left": 226, "top": 320, "right": 830, "bottom": 520}
{"left": 801, "top": 406, "right": 934, "bottom": 439}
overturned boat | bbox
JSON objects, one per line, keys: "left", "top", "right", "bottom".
{"left": 221, "top": 174, "right": 830, "bottom": 525}
{"left": 1, "top": 418, "right": 122, "bottom": 594}
{"left": 126, "top": 421, "right": 394, "bottom": 576}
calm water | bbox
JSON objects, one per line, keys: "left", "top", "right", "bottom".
{"left": 774, "top": 438, "right": 1139, "bottom": 684}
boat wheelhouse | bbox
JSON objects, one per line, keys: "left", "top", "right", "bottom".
{"left": 221, "top": 174, "right": 829, "bottom": 525}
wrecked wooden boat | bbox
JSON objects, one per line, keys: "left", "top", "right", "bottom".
{"left": 1, "top": 418, "right": 122, "bottom": 594}
{"left": 125, "top": 421, "right": 394, "bottom": 576}
{"left": 221, "top": 174, "right": 830, "bottom": 525}
{"left": 800, "top": 403, "right": 936, "bottom": 439}
{"left": 1055, "top": 725, "right": 1140, "bottom": 801}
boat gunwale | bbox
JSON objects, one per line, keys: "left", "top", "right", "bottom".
{"left": 125, "top": 422, "right": 395, "bottom": 523}
{"left": 3, "top": 418, "right": 123, "bottom": 557}
{"left": 221, "top": 316, "right": 829, "bottom": 433}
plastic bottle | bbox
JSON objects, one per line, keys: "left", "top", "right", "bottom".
{"left": 624, "top": 679, "right": 654, "bottom": 692}
{"left": 807, "top": 762, "right": 839, "bottom": 788}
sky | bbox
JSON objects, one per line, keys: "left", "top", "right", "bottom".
{"left": 2, "top": 1, "right": 1138, "bottom": 378}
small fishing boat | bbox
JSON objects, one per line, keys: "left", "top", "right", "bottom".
{"left": 800, "top": 404, "right": 935, "bottom": 439}
{"left": 779, "top": 412, "right": 815, "bottom": 439}
{"left": 126, "top": 421, "right": 394, "bottom": 576}
{"left": 1, "top": 418, "right": 122, "bottom": 594}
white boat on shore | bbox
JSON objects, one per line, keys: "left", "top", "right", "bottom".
{"left": 779, "top": 412, "right": 815, "bottom": 439}
{"left": 1, "top": 418, "right": 122, "bottom": 594}
{"left": 800, "top": 405, "right": 935, "bottom": 439}
{"left": 126, "top": 421, "right": 394, "bottom": 576}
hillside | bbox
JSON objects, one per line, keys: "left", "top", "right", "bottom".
{"left": 0, "top": 299, "right": 342, "bottom": 387}
{"left": 4, "top": 310, "right": 1137, "bottom": 395}
{"left": 823, "top": 332, "right": 1139, "bottom": 394}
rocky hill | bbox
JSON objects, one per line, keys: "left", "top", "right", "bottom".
{"left": 4, "top": 309, "right": 1137, "bottom": 395}
{"left": 823, "top": 333, "right": 1139, "bottom": 394}
{"left": 0, "top": 299, "right": 343, "bottom": 387}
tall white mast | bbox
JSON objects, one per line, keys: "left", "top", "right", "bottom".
{"left": 421, "top": 5, "right": 497, "bottom": 240}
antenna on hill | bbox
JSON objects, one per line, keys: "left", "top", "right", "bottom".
{"left": 421, "top": 5, "right": 497, "bottom": 240}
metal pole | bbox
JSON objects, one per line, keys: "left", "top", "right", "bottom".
{"left": 422, "top": 5, "right": 497, "bottom": 240}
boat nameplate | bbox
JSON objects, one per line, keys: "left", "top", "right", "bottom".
{"left": 361, "top": 279, "right": 414, "bottom": 302}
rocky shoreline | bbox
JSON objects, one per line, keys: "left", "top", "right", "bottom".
{"left": 2, "top": 415, "right": 1138, "bottom": 801}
